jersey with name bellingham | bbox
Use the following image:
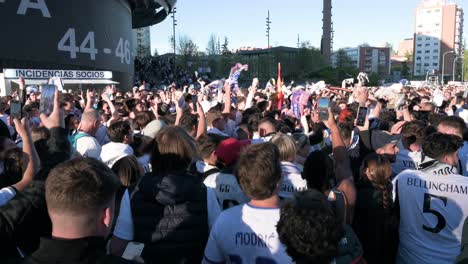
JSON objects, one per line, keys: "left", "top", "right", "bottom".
{"left": 203, "top": 204, "right": 293, "bottom": 264}
{"left": 393, "top": 170, "right": 468, "bottom": 264}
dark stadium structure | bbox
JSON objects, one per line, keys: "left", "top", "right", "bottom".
{"left": 0, "top": 0, "right": 176, "bottom": 93}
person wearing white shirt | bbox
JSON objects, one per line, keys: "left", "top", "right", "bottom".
{"left": 437, "top": 116, "right": 468, "bottom": 176}
{"left": 250, "top": 117, "right": 278, "bottom": 144}
{"left": 71, "top": 109, "right": 101, "bottom": 159}
{"left": 393, "top": 170, "right": 468, "bottom": 264}
{"left": 271, "top": 134, "right": 308, "bottom": 199}
{"left": 99, "top": 121, "right": 134, "bottom": 168}
{"left": 203, "top": 143, "right": 293, "bottom": 264}
{"left": 418, "top": 133, "right": 463, "bottom": 176}
{"left": 203, "top": 138, "right": 250, "bottom": 210}
{"left": 110, "top": 127, "right": 221, "bottom": 263}
{"left": 196, "top": 134, "right": 222, "bottom": 178}
{"left": 392, "top": 121, "right": 425, "bottom": 175}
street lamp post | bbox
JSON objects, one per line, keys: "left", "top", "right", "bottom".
{"left": 441, "top": 50, "right": 455, "bottom": 84}
{"left": 463, "top": 60, "right": 465, "bottom": 82}
{"left": 453, "top": 56, "right": 462, "bottom": 82}
{"left": 171, "top": 7, "right": 177, "bottom": 77}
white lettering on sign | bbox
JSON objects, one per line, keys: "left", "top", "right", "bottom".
{"left": 17, "top": 0, "right": 51, "bottom": 18}
{"left": 3, "top": 69, "right": 112, "bottom": 80}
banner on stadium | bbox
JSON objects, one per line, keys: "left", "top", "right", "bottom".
{"left": 3, "top": 69, "right": 113, "bottom": 80}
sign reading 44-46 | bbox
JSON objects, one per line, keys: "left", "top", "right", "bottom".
{"left": 0, "top": 0, "right": 134, "bottom": 74}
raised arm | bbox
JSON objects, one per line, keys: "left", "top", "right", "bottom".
{"left": 325, "top": 108, "right": 356, "bottom": 224}
{"left": 195, "top": 101, "right": 206, "bottom": 139}
{"left": 12, "top": 117, "right": 40, "bottom": 191}
{"left": 222, "top": 81, "right": 231, "bottom": 114}
{"left": 244, "top": 78, "right": 258, "bottom": 110}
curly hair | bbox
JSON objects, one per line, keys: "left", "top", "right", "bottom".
{"left": 277, "top": 190, "right": 342, "bottom": 264}
{"left": 422, "top": 132, "right": 464, "bottom": 161}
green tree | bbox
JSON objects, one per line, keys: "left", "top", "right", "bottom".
{"left": 221, "top": 37, "right": 231, "bottom": 55}
{"left": 335, "top": 49, "right": 354, "bottom": 68}
{"left": 153, "top": 48, "right": 159, "bottom": 57}
{"left": 368, "top": 72, "right": 380, "bottom": 86}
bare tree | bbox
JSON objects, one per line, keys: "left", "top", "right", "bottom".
{"left": 206, "top": 34, "right": 220, "bottom": 56}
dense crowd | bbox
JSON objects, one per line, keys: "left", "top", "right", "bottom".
{"left": 0, "top": 75, "right": 467, "bottom": 264}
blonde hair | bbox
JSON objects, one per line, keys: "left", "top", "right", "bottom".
{"left": 151, "top": 126, "right": 198, "bottom": 176}
{"left": 271, "top": 134, "right": 297, "bottom": 162}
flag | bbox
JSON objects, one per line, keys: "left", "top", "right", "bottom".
{"left": 291, "top": 90, "right": 303, "bottom": 118}
{"left": 277, "top": 63, "right": 284, "bottom": 109}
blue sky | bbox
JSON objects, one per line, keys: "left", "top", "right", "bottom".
{"left": 150, "top": 0, "right": 467, "bottom": 54}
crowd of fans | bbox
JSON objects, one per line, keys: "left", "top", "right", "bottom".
{"left": 0, "top": 75, "right": 467, "bottom": 264}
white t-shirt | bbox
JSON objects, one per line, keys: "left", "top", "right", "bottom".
{"left": 113, "top": 189, "right": 221, "bottom": 241}
{"left": 393, "top": 170, "right": 468, "bottom": 264}
{"left": 203, "top": 203, "right": 293, "bottom": 264}
{"left": 0, "top": 187, "right": 16, "bottom": 206}
{"left": 196, "top": 160, "right": 218, "bottom": 175}
{"left": 392, "top": 141, "right": 422, "bottom": 175}
{"left": 418, "top": 157, "right": 459, "bottom": 176}
{"left": 204, "top": 172, "right": 249, "bottom": 210}
{"left": 278, "top": 162, "right": 307, "bottom": 199}
{"left": 75, "top": 135, "right": 101, "bottom": 159}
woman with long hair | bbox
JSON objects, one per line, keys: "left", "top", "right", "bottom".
{"left": 352, "top": 153, "right": 398, "bottom": 264}
{"left": 111, "top": 126, "right": 220, "bottom": 264}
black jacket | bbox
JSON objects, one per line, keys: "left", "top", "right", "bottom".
{"left": 130, "top": 171, "right": 209, "bottom": 264}
{"left": 352, "top": 180, "right": 399, "bottom": 264}
{"left": 0, "top": 127, "right": 70, "bottom": 260}
{"left": 22, "top": 236, "right": 137, "bottom": 264}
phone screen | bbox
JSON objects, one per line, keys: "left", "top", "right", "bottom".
{"left": 356, "top": 107, "right": 368, "bottom": 126}
{"left": 318, "top": 98, "right": 330, "bottom": 109}
{"left": 10, "top": 102, "right": 22, "bottom": 120}
{"left": 318, "top": 98, "right": 330, "bottom": 120}
{"left": 122, "top": 242, "right": 145, "bottom": 260}
{"left": 40, "top": 85, "right": 56, "bottom": 115}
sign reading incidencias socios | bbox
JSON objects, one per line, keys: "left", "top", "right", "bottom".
{"left": 3, "top": 69, "right": 113, "bottom": 80}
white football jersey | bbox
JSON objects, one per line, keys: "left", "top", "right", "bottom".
{"left": 393, "top": 170, "right": 468, "bottom": 264}
{"left": 278, "top": 162, "right": 308, "bottom": 199}
{"left": 392, "top": 141, "right": 422, "bottom": 175}
{"left": 418, "top": 157, "right": 459, "bottom": 176}
{"left": 204, "top": 172, "right": 249, "bottom": 210}
{"left": 203, "top": 204, "right": 293, "bottom": 264}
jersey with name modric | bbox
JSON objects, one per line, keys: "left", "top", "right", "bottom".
{"left": 393, "top": 170, "right": 468, "bottom": 264}
{"left": 203, "top": 204, "right": 292, "bottom": 264}
{"left": 203, "top": 172, "right": 249, "bottom": 210}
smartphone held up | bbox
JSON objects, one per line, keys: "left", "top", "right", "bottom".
{"left": 318, "top": 97, "right": 330, "bottom": 121}
{"left": 356, "top": 107, "right": 368, "bottom": 126}
{"left": 39, "top": 84, "right": 56, "bottom": 116}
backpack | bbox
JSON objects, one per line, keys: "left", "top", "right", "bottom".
{"left": 70, "top": 131, "right": 90, "bottom": 149}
